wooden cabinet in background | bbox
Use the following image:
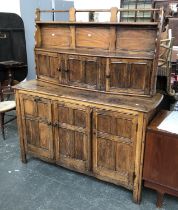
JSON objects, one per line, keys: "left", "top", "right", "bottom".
{"left": 143, "top": 111, "right": 178, "bottom": 208}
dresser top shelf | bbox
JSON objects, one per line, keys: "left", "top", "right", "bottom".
{"left": 14, "top": 80, "right": 163, "bottom": 113}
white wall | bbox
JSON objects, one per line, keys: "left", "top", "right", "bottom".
{"left": 74, "top": 0, "right": 121, "bottom": 22}
{"left": 20, "top": 0, "right": 74, "bottom": 80}
{"left": 0, "top": 0, "right": 21, "bottom": 15}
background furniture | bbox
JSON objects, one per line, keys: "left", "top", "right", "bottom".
{"left": 143, "top": 110, "right": 178, "bottom": 208}
{"left": 169, "top": 18, "right": 178, "bottom": 46}
{"left": 0, "top": 13, "right": 28, "bottom": 140}
{"left": 14, "top": 7, "right": 164, "bottom": 203}
{"left": 0, "top": 82, "right": 16, "bottom": 140}
{"left": 0, "top": 12, "right": 27, "bottom": 84}
{"left": 0, "top": 60, "right": 25, "bottom": 96}
{"left": 157, "top": 30, "right": 174, "bottom": 94}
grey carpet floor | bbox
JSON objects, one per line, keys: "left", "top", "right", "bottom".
{"left": 0, "top": 115, "right": 178, "bottom": 210}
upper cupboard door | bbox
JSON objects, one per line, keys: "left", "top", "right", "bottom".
{"left": 107, "top": 58, "right": 152, "bottom": 95}
{"left": 35, "top": 51, "right": 60, "bottom": 82}
{"left": 93, "top": 109, "right": 138, "bottom": 189}
{"left": 54, "top": 102, "right": 92, "bottom": 173}
{"left": 66, "top": 55, "right": 103, "bottom": 90}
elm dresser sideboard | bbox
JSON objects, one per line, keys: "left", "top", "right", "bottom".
{"left": 14, "top": 7, "right": 164, "bottom": 203}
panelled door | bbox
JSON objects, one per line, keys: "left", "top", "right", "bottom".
{"left": 93, "top": 108, "right": 138, "bottom": 189}
{"left": 20, "top": 94, "right": 54, "bottom": 159}
{"left": 107, "top": 58, "right": 152, "bottom": 95}
{"left": 65, "top": 54, "right": 104, "bottom": 90}
{"left": 54, "top": 101, "right": 91, "bottom": 173}
{"left": 35, "top": 50, "right": 61, "bottom": 83}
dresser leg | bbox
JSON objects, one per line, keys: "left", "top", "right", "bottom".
{"left": 156, "top": 191, "right": 164, "bottom": 208}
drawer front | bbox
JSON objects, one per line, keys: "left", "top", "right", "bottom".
{"left": 41, "top": 26, "right": 70, "bottom": 49}
{"left": 93, "top": 108, "right": 138, "bottom": 189}
{"left": 76, "top": 26, "right": 110, "bottom": 50}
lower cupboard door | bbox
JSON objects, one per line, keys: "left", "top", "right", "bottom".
{"left": 23, "top": 118, "right": 54, "bottom": 159}
{"left": 54, "top": 102, "right": 91, "bottom": 173}
{"left": 93, "top": 109, "right": 138, "bottom": 189}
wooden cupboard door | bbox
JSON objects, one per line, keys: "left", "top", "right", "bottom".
{"left": 66, "top": 55, "right": 102, "bottom": 90}
{"left": 83, "top": 56, "right": 99, "bottom": 89}
{"left": 109, "top": 61, "right": 128, "bottom": 89}
{"left": 107, "top": 58, "right": 151, "bottom": 95}
{"left": 93, "top": 109, "right": 138, "bottom": 189}
{"left": 67, "top": 55, "right": 83, "bottom": 84}
{"left": 35, "top": 51, "right": 61, "bottom": 82}
{"left": 20, "top": 94, "right": 54, "bottom": 159}
{"left": 54, "top": 102, "right": 91, "bottom": 173}
{"left": 129, "top": 62, "right": 151, "bottom": 94}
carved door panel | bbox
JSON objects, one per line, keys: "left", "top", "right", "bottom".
{"left": 66, "top": 55, "right": 102, "bottom": 90}
{"left": 20, "top": 94, "right": 54, "bottom": 159}
{"left": 35, "top": 51, "right": 61, "bottom": 83}
{"left": 107, "top": 58, "right": 151, "bottom": 95}
{"left": 93, "top": 109, "right": 138, "bottom": 189}
{"left": 54, "top": 102, "right": 91, "bottom": 173}
{"left": 129, "top": 62, "right": 151, "bottom": 94}
{"left": 66, "top": 54, "right": 83, "bottom": 85}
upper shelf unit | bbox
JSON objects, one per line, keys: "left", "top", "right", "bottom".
{"left": 34, "top": 7, "right": 164, "bottom": 97}
{"left": 35, "top": 7, "right": 163, "bottom": 54}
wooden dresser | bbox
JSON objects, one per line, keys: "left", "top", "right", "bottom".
{"left": 14, "top": 7, "right": 164, "bottom": 203}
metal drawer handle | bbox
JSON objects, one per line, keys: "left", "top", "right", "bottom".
{"left": 53, "top": 122, "right": 58, "bottom": 127}
{"left": 57, "top": 67, "right": 61, "bottom": 72}
{"left": 34, "top": 97, "right": 41, "bottom": 102}
{"left": 47, "top": 121, "right": 52, "bottom": 126}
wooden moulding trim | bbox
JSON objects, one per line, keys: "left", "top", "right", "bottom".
{"left": 36, "top": 7, "right": 162, "bottom": 24}
{"left": 150, "top": 8, "right": 164, "bottom": 95}
{"left": 35, "top": 21, "right": 159, "bottom": 26}
{"left": 133, "top": 113, "right": 145, "bottom": 203}
{"left": 15, "top": 91, "right": 27, "bottom": 163}
{"left": 144, "top": 179, "right": 178, "bottom": 194}
{"left": 34, "top": 48, "right": 155, "bottom": 60}
{"left": 14, "top": 81, "right": 163, "bottom": 113}
{"left": 39, "top": 8, "right": 161, "bottom": 13}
